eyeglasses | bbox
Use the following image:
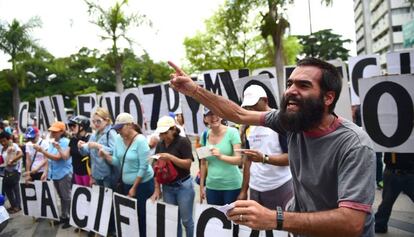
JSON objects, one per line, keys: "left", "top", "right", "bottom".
{"left": 115, "top": 124, "right": 125, "bottom": 131}
{"left": 92, "top": 119, "right": 104, "bottom": 125}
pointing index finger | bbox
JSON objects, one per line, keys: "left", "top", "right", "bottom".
{"left": 168, "top": 61, "right": 186, "bottom": 76}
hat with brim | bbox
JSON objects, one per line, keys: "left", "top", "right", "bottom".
{"left": 113, "top": 113, "right": 135, "bottom": 130}
{"left": 155, "top": 116, "right": 176, "bottom": 134}
{"left": 241, "top": 85, "right": 267, "bottom": 107}
{"left": 48, "top": 121, "right": 66, "bottom": 132}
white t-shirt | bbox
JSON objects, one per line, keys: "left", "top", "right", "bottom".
{"left": 25, "top": 139, "right": 48, "bottom": 173}
{"left": 247, "top": 126, "right": 292, "bottom": 192}
{"left": 0, "top": 143, "right": 23, "bottom": 173}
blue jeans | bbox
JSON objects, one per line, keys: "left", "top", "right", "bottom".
{"left": 95, "top": 175, "right": 113, "bottom": 189}
{"left": 123, "top": 178, "right": 154, "bottom": 237}
{"left": 162, "top": 177, "right": 195, "bottom": 237}
{"left": 206, "top": 188, "right": 241, "bottom": 205}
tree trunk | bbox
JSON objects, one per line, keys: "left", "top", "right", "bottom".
{"left": 115, "top": 61, "right": 123, "bottom": 93}
{"left": 12, "top": 83, "right": 20, "bottom": 121}
{"left": 272, "top": 34, "right": 285, "bottom": 99}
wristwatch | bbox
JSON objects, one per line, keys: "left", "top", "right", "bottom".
{"left": 276, "top": 206, "right": 284, "bottom": 230}
{"left": 263, "top": 154, "right": 269, "bottom": 164}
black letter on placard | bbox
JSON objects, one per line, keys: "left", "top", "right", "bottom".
{"left": 93, "top": 186, "right": 105, "bottom": 231}
{"left": 38, "top": 100, "right": 52, "bottom": 129}
{"left": 238, "top": 68, "right": 250, "bottom": 78}
{"left": 41, "top": 182, "right": 58, "bottom": 218}
{"left": 284, "top": 67, "right": 296, "bottom": 89}
{"left": 164, "top": 84, "right": 180, "bottom": 112}
{"left": 244, "top": 81, "right": 278, "bottom": 110}
{"left": 249, "top": 230, "right": 274, "bottom": 237}
{"left": 218, "top": 72, "right": 240, "bottom": 105}
{"left": 105, "top": 96, "right": 121, "bottom": 122}
{"left": 363, "top": 81, "right": 413, "bottom": 147}
{"left": 204, "top": 73, "right": 222, "bottom": 95}
{"left": 71, "top": 187, "right": 91, "bottom": 228}
{"left": 257, "top": 70, "right": 275, "bottom": 79}
{"left": 123, "top": 93, "right": 143, "bottom": 127}
{"left": 196, "top": 207, "right": 232, "bottom": 237}
{"left": 18, "top": 103, "right": 28, "bottom": 132}
{"left": 143, "top": 86, "right": 162, "bottom": 130}
{"left": 352, "top": 58, "right": 377, "bottom": 97}
{"left": 400, "top": 53, "right": 411, "bottom": 74}
{"left": 51, "top": 96, "right": 64, "bottom": 121}
{"left": 114, "top": 194, "right": 136, "bottom": 237}
{"left": 78, "top": 96, "right": 95, "bottom": 118}
{"left": 185, "top": 96, "right": 202, "bottom": 134}
{"left": 19, "top": 183, "right": 36, "bottom": 215}
{"left": 156, "top": 203, "right": 166, "bottom": 237}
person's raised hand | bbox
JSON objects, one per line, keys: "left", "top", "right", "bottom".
{"left": 168, "top": 61, "right": 198, "bottom": 96}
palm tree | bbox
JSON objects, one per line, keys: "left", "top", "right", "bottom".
{"left": 0, "top": 17, "right": 41, "bottom": 118}
{"left": 85, "top": 0, "right": 149, "bottom": 93}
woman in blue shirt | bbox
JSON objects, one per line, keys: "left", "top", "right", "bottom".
{"left": 101, "top": 113, "right": 154, "bottom": 237}
{"left": 79, "top": 107, "right": 117, "bottom": 188}
{"left": 34, "top": 121, "right": 72, "bottom": 229}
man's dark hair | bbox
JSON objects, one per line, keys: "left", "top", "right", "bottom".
{"left": 297, "top": 58, "right": 342, "bottom": 113}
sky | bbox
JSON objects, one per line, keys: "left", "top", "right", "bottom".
{"left": 0, "top": 0, "right": 356, "bottom": 70}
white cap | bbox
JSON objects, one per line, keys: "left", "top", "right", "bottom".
{"left": 241, "top": 85, "right": 267, "bottom": 107}
{"left": 155, "top": 116, "right": 176, "bottom": 134}
{"left": 113, "top": 113, "right": 135, "bottom": 129}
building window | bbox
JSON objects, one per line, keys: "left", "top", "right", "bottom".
{"left": 392, "top": 25, "right": 402, "bottom": 32}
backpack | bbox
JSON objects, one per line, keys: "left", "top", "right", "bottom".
{"left": 153, "top": 159, "right": 178, "bottom": 184}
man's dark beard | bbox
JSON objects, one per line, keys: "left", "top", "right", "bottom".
{"left": 279, "top": 93, "right": 325, "bottom": 132}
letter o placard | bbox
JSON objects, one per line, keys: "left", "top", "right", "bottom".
{"left": 363, "top": 81, "right": 414, "bottom": 147}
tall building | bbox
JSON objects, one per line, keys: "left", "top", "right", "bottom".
{"left": 354, "top": 0, "right": 413, "bottom": 63}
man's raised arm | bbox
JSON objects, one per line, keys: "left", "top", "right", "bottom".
{"left": 168, "top": 61, "right": 263, "bottom": 126}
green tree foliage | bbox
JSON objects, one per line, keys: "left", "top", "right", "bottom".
{"left": 283, "top": 36, "right": 303, "bottom": 65}
{"left": 234, "top": 0, "right": 333, "bottom": 96}
{"left": 0, "top": 17, "right": 41, "bottom": 118}
{"left": 85, "top": 0, "right": 150, "bottom": 93}
{"left": 296, "top": 29, "right": 351, "bottom": 61}
{"left": 184, "top": 0, "right": 301, "bottom": 73}
{"left": 17, "top": 47, "right": 170, "bottom": 112}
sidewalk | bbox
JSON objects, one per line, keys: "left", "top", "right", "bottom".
{"left": 373, "top": 189, "right": 414, "bottom": 236}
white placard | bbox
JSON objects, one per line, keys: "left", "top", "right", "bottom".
{"left": 113, "top": 192, "right": 139, "bottom": 237}
{"left": 348, "top": 55, "right": 381, "bottom": 105}
{"left": 77, "top": 93, "right": 97, "bottom": 119}
{"left": 18, "top": 102, "right": 29, "bottom": 133}
{"left": 70, "top": 185, "right": 92, "bottom": 230}
{"left": 386, "top": 49, "right": 414, "bottom": 75}
{"left": 87, "top": 185, "right": 113, "bottom": 236}
{"left": 359, "top": 74, "right": 414, "bottom": 152}
{"left": 146, "top": 200, "right": 179, "bottom": 237}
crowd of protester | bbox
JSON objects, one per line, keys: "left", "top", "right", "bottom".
{"left": 0, "top": 58, "right": 412, "bottom": 237}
